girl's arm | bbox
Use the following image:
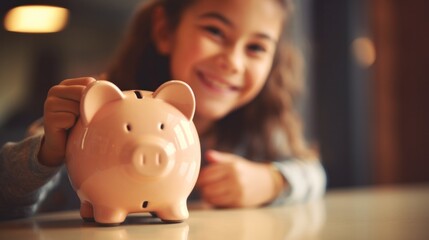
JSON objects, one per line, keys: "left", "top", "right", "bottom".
{"left": 197, "top": 150, "right": 326, "bottom": 208}
{"left": 0, "top": 77, "right": 95, "bottom": 220}
{"left": 0, "top": 130, "right": 62, "bottom": 220}
{"left": 0, "top": 77, "right": 99, "bottom": 220}
{"left": 270, "top": 158, "right": 327, "bottom": 205}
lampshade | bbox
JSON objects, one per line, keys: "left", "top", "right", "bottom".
{"left": 4, "top": 5, "right": 69, "bottom": 33}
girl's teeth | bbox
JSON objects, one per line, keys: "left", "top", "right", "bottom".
{"left": 210, "top": 79, "right": 229, "bottom": 89}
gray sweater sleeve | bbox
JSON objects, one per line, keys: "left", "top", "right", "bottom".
{"left": 269, "top": 158, "right": 327, "bottom": 206}
{"left": 0, "top": 133, "right": 62, "bottom": 220}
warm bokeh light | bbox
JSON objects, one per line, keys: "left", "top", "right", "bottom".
{"left": 352, "top": 37, "right": 376, "bottom": 67}
{"left": 4, "top": 5, "right": 69, "bottom": 33}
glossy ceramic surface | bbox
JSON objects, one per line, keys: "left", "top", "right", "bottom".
{"left": 65, "top": 80, "right": 201, "bottom": 224}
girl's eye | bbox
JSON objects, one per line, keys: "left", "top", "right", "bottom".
{"left": 159, "top": 123, "right": 165, "bottom": 130}
{"left": 203, "top": 25, "right": 224, "bottom": 38}
{"left": 247, "top": 44, "right": 267, "bottom": 53}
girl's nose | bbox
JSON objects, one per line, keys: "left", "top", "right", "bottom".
{"left": 215, "top": 46, "right": 245, "bottom": 74}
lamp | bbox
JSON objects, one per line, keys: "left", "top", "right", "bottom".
{"left": 3, "top": 2, "right": 69, "bottom": 33}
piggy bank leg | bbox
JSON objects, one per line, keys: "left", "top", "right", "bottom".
{"left": 80, "top": 201, "right": 95, "bottom": 222}
{"left": 93, "top": 206, "right": 127, "bottom": 225}
{"left": 156, "top": 200, "right": 189, "bottom": 223}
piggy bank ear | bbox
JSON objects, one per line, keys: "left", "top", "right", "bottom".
{"left": 153, "top": 80, "right": 196, "bottom": 121}
{"left": 81, "top": 80, "right": 125, "bottom": 126}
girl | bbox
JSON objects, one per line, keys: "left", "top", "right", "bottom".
{"left": 0, "top": 0, "right": 326, "bottom": 219}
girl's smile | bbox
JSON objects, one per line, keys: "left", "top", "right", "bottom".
{"left": 196, "top": 68, "right": 242, "bottom": 95}
{"left": 154, "top": 0, "right": 284, "bottom": 133}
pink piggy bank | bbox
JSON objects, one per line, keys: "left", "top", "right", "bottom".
{"left": 65, "top": 80, "right": 201, "bottom": 224}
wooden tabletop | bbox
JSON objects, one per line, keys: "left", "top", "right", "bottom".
{"left": 1, "top": 184, "right": 428, "bottom": 240}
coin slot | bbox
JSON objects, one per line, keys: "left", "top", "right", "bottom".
{"left": 134, "top": 91, "right": 143, "bottom": 99}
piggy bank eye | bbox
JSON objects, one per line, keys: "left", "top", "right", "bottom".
{"left": 125, "top": 123, "right": 132, "bottom": 132}
{"left": 159, "top": 123, "right": 165, "bottom": 130}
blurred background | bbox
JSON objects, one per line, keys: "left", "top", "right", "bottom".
{"left": 0, "top": 0, "right": 428, "bottom": 189}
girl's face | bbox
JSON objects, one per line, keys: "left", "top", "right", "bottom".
{"left": 162, "top": 0, "right": 284, "bottom": 128}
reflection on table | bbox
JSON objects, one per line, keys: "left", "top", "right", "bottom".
{"left": 0, "top": 184, "right": 428, "bottom": 240}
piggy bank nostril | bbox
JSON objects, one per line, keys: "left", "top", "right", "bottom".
{"left": 155, "top": 154, "right": 160, "bottom": 165}
{"left": 136, "top": 154, "right": 145, "bottom": 166}
{"left": 125, "top": 123, "right": 132, "bottom": 132}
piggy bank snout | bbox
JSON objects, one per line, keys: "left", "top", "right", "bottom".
{"left": 132, "top": 137, "right": 176, "bottom": 178}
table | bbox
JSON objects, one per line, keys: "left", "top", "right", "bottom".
{"left": 1, "top": 184, "right": 428, "bottom": 240}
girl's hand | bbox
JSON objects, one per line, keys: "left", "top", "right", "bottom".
{"left": 197, "top": 150, "right": 284, "bottom": 208}
{"left": 38, "top": 77, "right": 96, "bottom": 167}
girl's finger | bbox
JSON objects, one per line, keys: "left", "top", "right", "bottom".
{"left": 44, "top": 97, "right": 80, "bottom": 116}
{"left": 47, "top": 85, "right": 88, "bottom": 102}
{"left": 200, "top": 177, "right": 230, "bottom": 198}
{"left": 197, "top": 164, "right": 229, "bottom": 187}
{"left": 59, "top": 77, "right": 96, "bottom": 86}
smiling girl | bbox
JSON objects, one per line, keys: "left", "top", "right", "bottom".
{"left": 0, "top": 0, "right": 326, "bottom": 219}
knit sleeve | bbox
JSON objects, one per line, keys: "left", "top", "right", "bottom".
{"left": 0, "top": 133, "right": 62, "bottom": 220}
{"left": 269, "top": 158, "right": 327, "bottom": 205}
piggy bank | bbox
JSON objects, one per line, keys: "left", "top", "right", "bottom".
{"left": 65, "top": 80, "right": 201, "bottom": 224}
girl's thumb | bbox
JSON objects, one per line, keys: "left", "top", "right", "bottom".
{"left": 204, "top": 149, "right": 231, "bottom": 164}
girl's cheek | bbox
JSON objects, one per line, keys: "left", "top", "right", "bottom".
{"left": 177, "top": 37, "right": 211, "bottom": 65}
{"left": 194, "top": 38, "right": 222, "bottom": 58}
{"left": 249, "top": 60, "right": 271, "bottom": 84}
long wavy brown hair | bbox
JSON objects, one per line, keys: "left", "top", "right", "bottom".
{"left": 106, "top": 0, "right": 317, "bottom": 161}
